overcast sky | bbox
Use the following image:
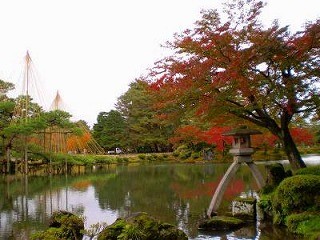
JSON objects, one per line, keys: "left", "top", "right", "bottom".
{"left": 0, "top": 0, "right": 319, "bottom": 126}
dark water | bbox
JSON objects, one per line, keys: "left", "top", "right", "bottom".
{"left": 0, "top": 155, "right": 319, "bottom": 240}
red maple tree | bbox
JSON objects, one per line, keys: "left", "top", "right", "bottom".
{"left": 169, "top": 125, "right": 233, "bottom": 151}
{"left": 148, "top": 0, "right": 320, "bottom": 169}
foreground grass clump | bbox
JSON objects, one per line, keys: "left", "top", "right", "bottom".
{"left": 286, "top": 213, "right": 320, "bottom": 240}
{"left": 272, "top": 175, "right": 320, "bottom": 224}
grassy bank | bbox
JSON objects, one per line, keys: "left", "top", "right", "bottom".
{"left": 6, "top": 145, "right": 319, "bottom": 175}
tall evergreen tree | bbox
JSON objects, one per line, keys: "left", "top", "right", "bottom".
{"left": 116, "top": 80, "right": 173, "bottom": 152}
{"left": 93, "top": 110, "right": 126, "bottom": 151}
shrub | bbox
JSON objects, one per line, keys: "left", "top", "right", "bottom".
{"left": 258, "top": 193, "right": 273, "bottom": 219}
{"left": 263, "top": 163, "right": 286, "bottom": 193}
{"left": 116, "top": 157, "right": 129, "bottom": 163}
{"left": 172, "top": 151, "right": 180, "bottom": 157}
{"left": 146, "top": 154, "right": 157, "bottom": 161}
{"left": 161, "top": 154, "right": 169, "bottom": 159}
{"left": 138, "top": 154, "right": 146, "bottom": 160}
{"left": 286, "top": 213, "right": 320, "bottom": 239}
{"left": 51, "top": 153, "right": 73, "bottom": 164}
{"left": 191, "top": 152, "right": 200, "bottom": 159}
{"left": 158, "top": 155, "right": 165, "bottom": 161}
{"left": 272, "top": 175, "right": 320, "bottom": 224}
{"left": 295, "top": 166, "right": 320, "bottom": 176}
{"left": 172, "top": 145, "right": 193, "bottom": 160}
{"left": 93, "top": 155, "right": 114, "bottom": 164}
{"left": 71, "top": 155, "right": 95, "bottom": 165}
{"left": 179, "top": 151, "right": 192, "bottom": 160}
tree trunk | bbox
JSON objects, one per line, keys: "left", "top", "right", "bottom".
{"left": 6, "top": 146, "right": 11, "bottom": 174}
{"left": 281, "top": 127, "right": 306, "bottom": 170}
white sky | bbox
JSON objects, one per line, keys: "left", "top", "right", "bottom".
{"left": 0, "top": 0, "right": 319, "bottom": 126}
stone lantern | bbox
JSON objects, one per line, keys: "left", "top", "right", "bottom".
{"left": 206, "top": 127, "right": 265, "bottom": 217}
{"left": 223, "top": 128, "right": 262, "bottom": 163}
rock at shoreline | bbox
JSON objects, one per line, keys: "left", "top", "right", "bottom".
{"left": 31, "top": 210, "right": 84, "bottom": 240}
{"left": 198, "top": 216, "right": 245, "bottom": 231}
{"left": 98, "top": 212, "right": 188, "bottom": 240}
{"left": 232, "top": 197, "right": 257, "bottom": 221}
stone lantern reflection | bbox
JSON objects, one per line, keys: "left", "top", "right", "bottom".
{"left": 207, "top": 127, "right": 265, "bottom": 217}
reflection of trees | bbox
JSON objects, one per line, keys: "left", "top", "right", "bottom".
{"left": 0, "top": 172, "right": 103, "bottom": 239}
{"left": 92, "top": 164, "right": 259, "bottom": 237}
{"left": 0, "top": 163, "right": 266, "bottom": 239}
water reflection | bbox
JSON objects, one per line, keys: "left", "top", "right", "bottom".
{"left": 0, "top": 155, "right": 319, "bottom": 240}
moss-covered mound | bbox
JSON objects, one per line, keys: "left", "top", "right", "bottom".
{"left": 272, "top": 175, "right": 320, "bottom": 224}
{"left": 31, "top": 210, "right": 84, "bottom": 240}
{"left": 295, "top": 165, "right": 320, "bottom": 176}
{"left": 286, "top": 213, "right": 320, "bottom": 240}
{"left": 198, "top": 216, "right": 245, "bottom": 231}
{"left": 97, "top": 212, "right": 188, "bottom": 240}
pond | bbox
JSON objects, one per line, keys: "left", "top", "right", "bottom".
{"left": 0, "top": 155, "right": 319, "bottom": 240}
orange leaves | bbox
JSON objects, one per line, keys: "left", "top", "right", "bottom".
{"left": 169, "top": 125, "right": 203, "bottom": 146}
{"left": 66, "top": 132, "right": 92, "bottom": 153}
{"left": 252, "top": 132, "right": 278, "bottom": 148}
{"left": 170, "top": 125, "right": 233, "bottom": 151}
{"left": 252, "top": 127, "right": 315, "bottom": 147}
{"left": 202, "top": 126, "right": 233, "bottom": 151}
{"left": 290, "top": 128, "right": 315, "bottom": 146}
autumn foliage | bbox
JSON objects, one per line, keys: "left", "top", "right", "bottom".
{"left": 170, "top": 125, "right": 233, "bottom": 151}
{"left": 147, "top": 0, "right": 320, "bottom": 169}
{"left": 67, "top": 132, "right": 92, "bottom": 153}
{"left": 170, "top": 125, "right": 315, "bottom": 153}
{"left": 290, "top": 128, "right": 315, "bottom": 146}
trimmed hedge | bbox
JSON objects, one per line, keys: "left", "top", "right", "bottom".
{"left": 272, "top": 175, "right": 320, "bottom": 224}
{"left": 295, "top": 165, "right": 320, "bottom": 176}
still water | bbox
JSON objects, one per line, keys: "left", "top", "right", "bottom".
{"left": 0, "top": 155, "right": 319, "bottom": 240}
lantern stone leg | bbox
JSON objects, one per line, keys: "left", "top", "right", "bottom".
{"left": 206, "top": 161, "right": 240, "bottom": 217}
{"left": 247, "top": 162, "right": 265, "bottom": 189}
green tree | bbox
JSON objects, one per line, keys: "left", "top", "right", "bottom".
{"left": 148, "top": 0, "right": 320, "bottom": 169}
{"left": 0, "top": 79, "right": 14, "bottom": 100}
{"left": 42, "top": 110, "right": 77, "bottom": 130}
{"left": 116, "top": 80, "right": 173, "bottom": 153}
{"left": 93, "top": 110, "right": 126, "bottom": 151}
{"left": 41, "top": 109, "right": 81, "bottom": 152}
{"left": 0, "top": 80, "right": 15, "bottom": 172}
{"left": 1, "top": 98, "right": 46, "bottom": 173}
